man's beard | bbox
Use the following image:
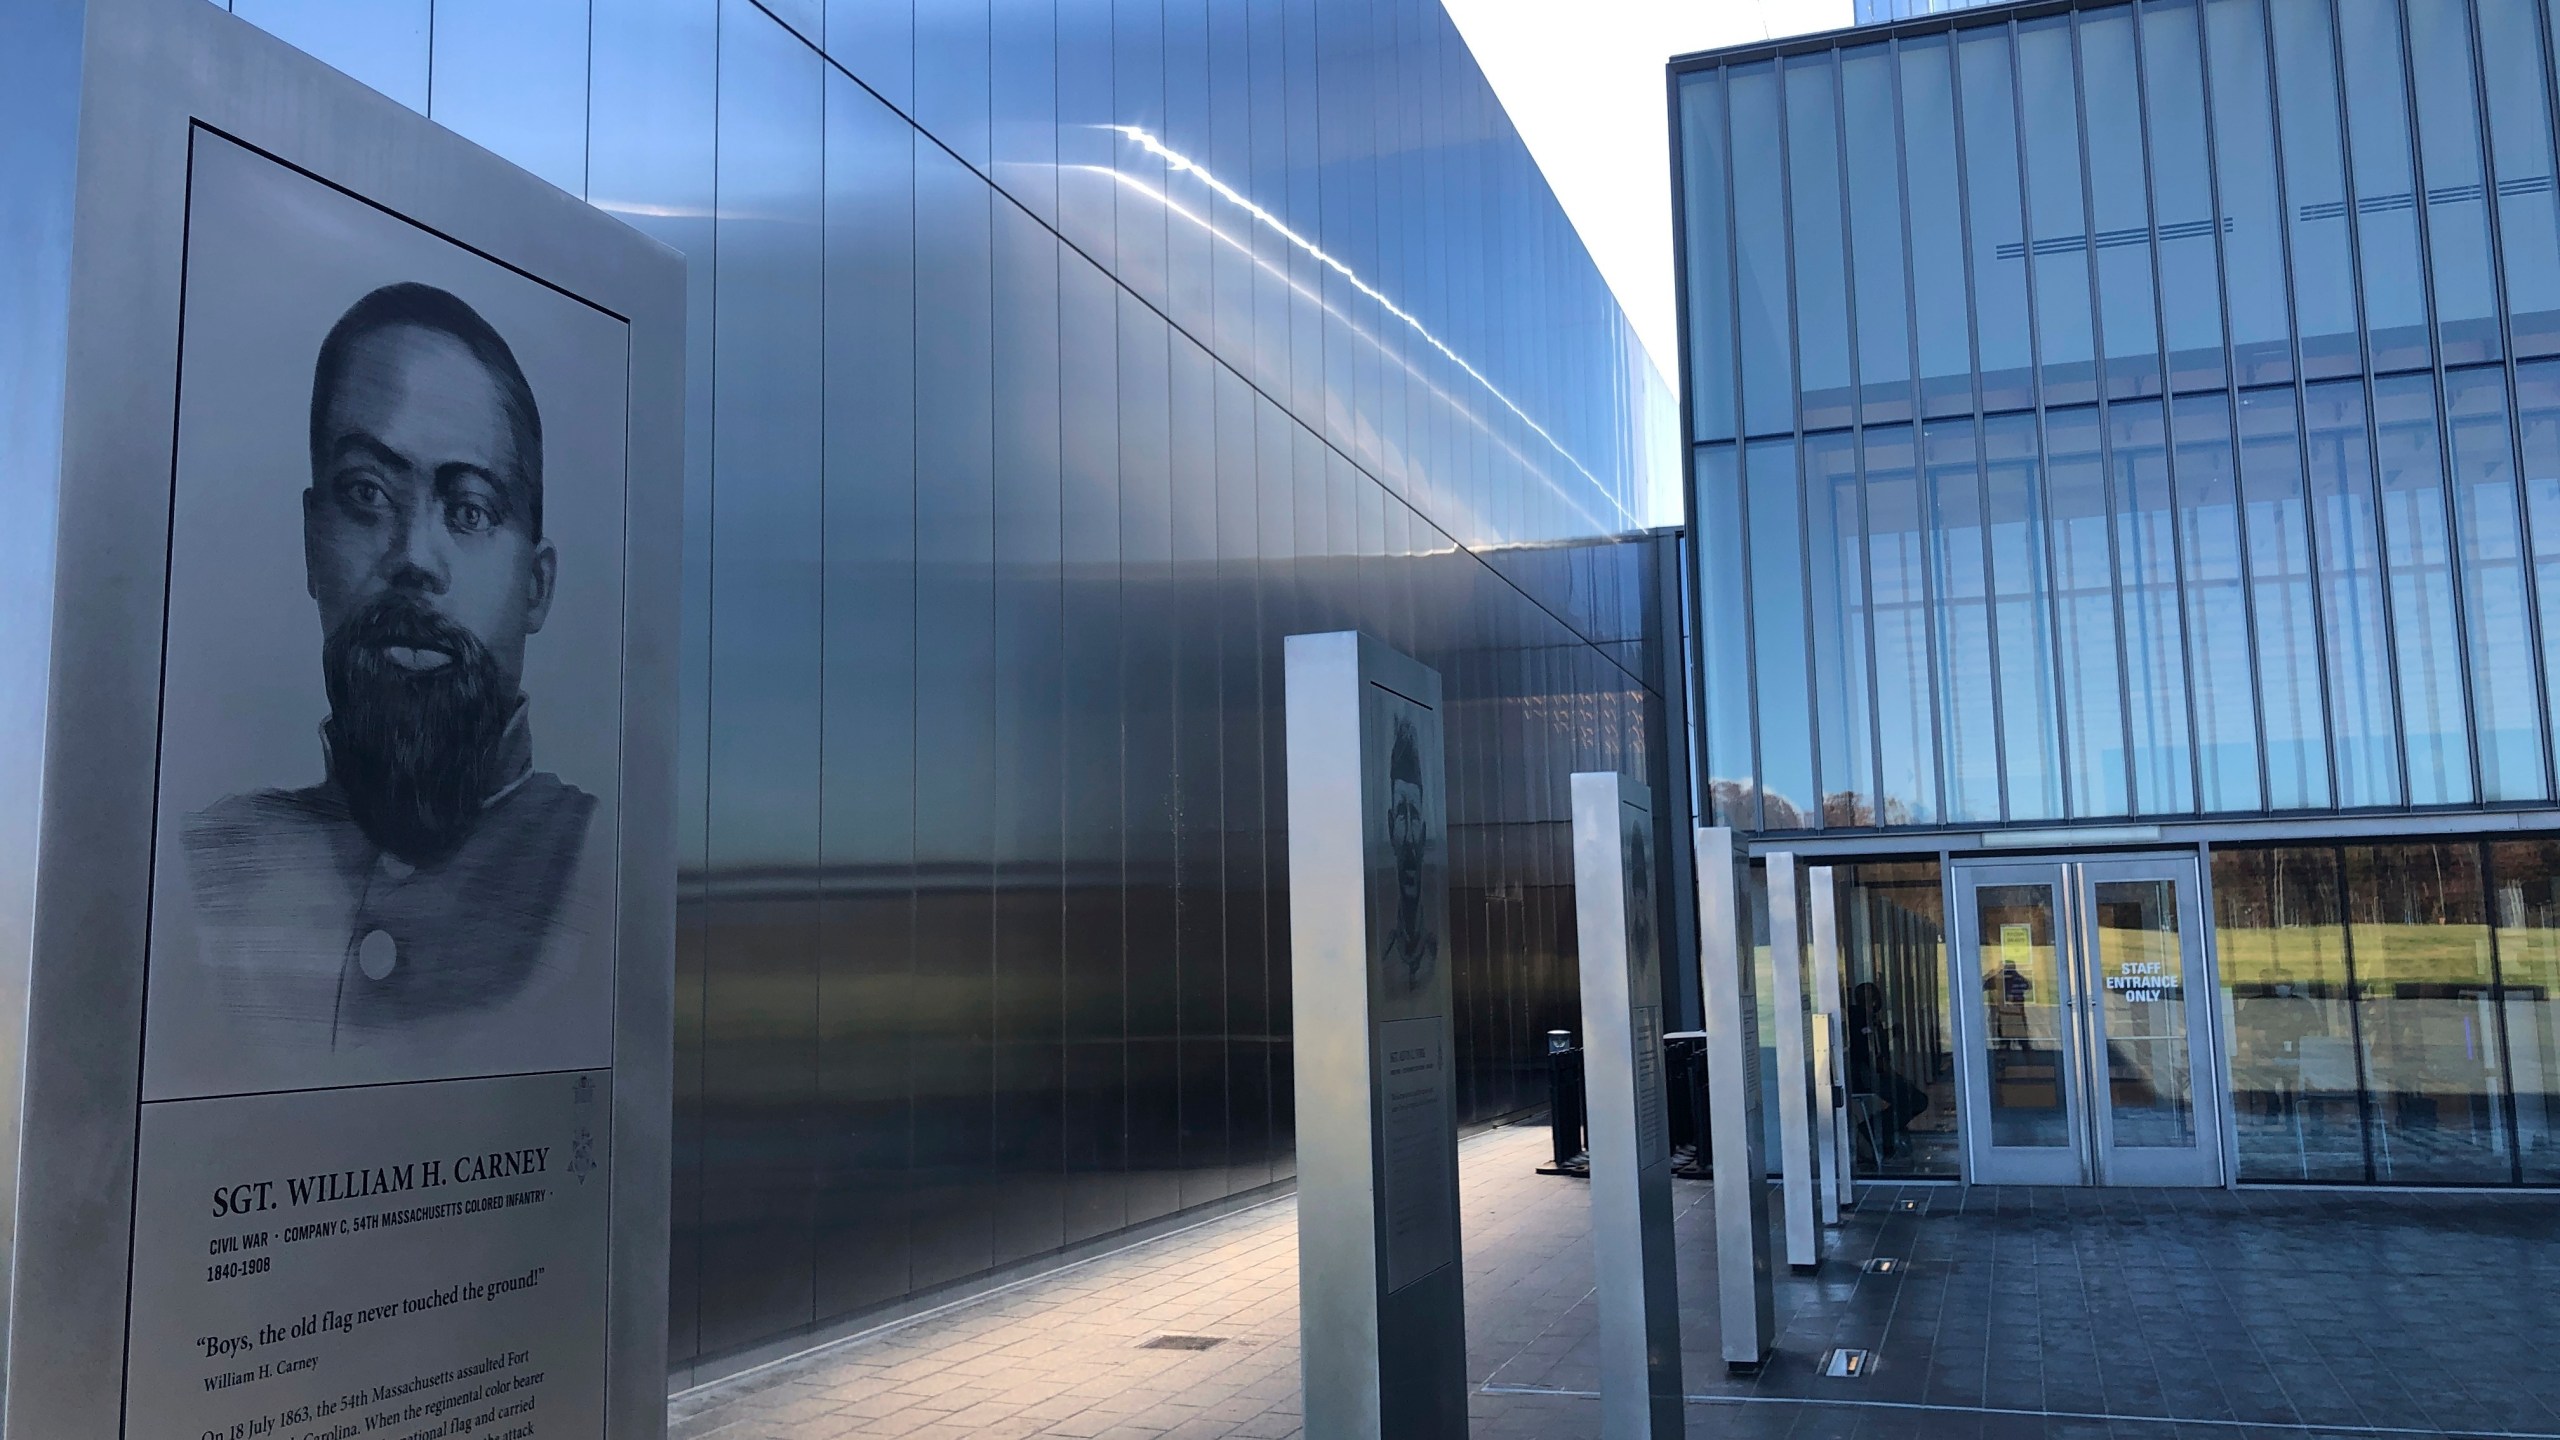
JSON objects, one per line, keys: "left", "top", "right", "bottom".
{"left": 322, "top": 594, "right": 513, "bottom": 866}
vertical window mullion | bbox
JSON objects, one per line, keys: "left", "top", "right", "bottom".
{"left": 2466, "top": 0, "right": 2560, "bottom": 803}
{"left": 1854, "top": 432, "right": 1885, "bottom": 822}
{"left": 2245, "top": 0, "right": 2346, "bottom": 812}
{"left": 1671, "top": 68, "right": 1709, "bottom": 829}
{"left": 2317, "top": 0, "right": 2417, "bottom": 809}
{"left": 2480, "top": 841, "right": 2525, "bottom": 1184}
{"left": 1886, "top": 37, "right": 1926, "bottom": 823}
{"left": 1726, "top": 72, "right": 1761, "bottom": 831}
{"left": 1799, "top": 444, "right": 1825, "bottom": 829}
{"left": 2073, "top": 11, "right": 2142, "bottom": 816}
{"left": 2137, "top": 0, "right": 2212, "bottom": 816}
{"left": 2389, "top": 0, "right": 2489, "bottom": 807}
{"left": 1776, "top": 60, "right": 1821, "bottom": 824}
{"left": 2181, "top": 0, "right": 2283, "bottom": 809}
{"left": 2332, "top": 845, "right": 2379, "bottom": 1182}
{"left": 1833, "top": 54, "right": 1864, "bottom": 435}
{"left": 1997, "top": 19, "right": 2038, "bottom": 822}
{"left": 1978, "top": 445, "right": 2012, "bottom": 825}
{"left": 1934, "top": 37, "right": 1973, "bottom": 819}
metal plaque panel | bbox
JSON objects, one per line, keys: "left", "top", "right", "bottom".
{"left": 1285, "top": 631, "right": 1465, "bottom": 1440}
{"left": 0, "top": 0, "right": 684, "bottom": 1432}
{"left": 1376, "top": 1015, "right": 1457, "bottom": 1292}
{"left": 125, "top": 1071, "right": 611, "bottom": 1438}
{"left": 1693, "top": 828, "right": 1773, "bottom": 1366}
{"left": 1571, "top": 773, "right": 1682, "bottom": 1438}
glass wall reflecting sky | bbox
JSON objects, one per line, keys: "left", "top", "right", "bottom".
{"left": 1678, "top": 0, "right": 2560, "bottom": 833}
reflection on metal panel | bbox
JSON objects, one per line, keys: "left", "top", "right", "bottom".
{"left": 910, "top": 132, "right": 998, "bottom": 1293}
{"left": 816, "top": 64, "right": 919, "bottom": 1319}
{"left": 230, "top": 0, "right": 430, "bottom": 110}
{"left": 700, "top": 0, "right": 823, "bottom": 1357}
{"left": 587, "top": 0, "right": 718, "bottom": 1367}
{"left": 427, "top": 0, "right": 589, "bottom": 194}
{"left": 228, "top": 0, "right": 1680, "bottom": 1384}
{"left": 990, "top": 193, "right": 1067, "bottom": 1268}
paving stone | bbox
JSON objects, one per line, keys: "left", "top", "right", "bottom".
{"left": 671, "top": 1121, "right": 2558, "bottom": 1439}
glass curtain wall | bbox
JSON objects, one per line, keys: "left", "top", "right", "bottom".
{"left": 2215, "top": 838, "right": 2560, "bottom": 1183}
{"left": 1840, "top": 861, "right": 1959, "bottom": 1177}
{"left": 1742, "top": 858, "right": 1959, "bottom": 1179}
{"left": 1678, "top": 0, "right": 2560, "bottom": 835}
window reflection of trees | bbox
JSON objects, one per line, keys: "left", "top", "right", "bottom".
{"left": 2216, "top": 840, "right": 2551, "bottom": 1184}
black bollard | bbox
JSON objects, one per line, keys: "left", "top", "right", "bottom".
{"left": 1536, "top": 1030, "right": 1589, "bottom": 1177}
{"left": 1676, "top": 1033, "right": 1714, "bottom": 1178}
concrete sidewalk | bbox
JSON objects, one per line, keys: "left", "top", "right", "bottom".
{"left": 669, "top": 1120, "right": 2560, "bottom": 1439}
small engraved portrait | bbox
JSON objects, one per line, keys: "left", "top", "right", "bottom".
{"left": 1380, "top": 713, "right": 1440, "bottom": 994}
{"left": 180, "top": 282, "right": 597, "bottom": 1046}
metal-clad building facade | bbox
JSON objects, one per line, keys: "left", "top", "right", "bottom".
{"left": 212, "top": 0, "right": 1681, "bottom": 1381}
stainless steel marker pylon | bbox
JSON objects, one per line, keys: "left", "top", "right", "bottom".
{"left": 1572, "top": 774, "right": 1682, "bottom": 1438}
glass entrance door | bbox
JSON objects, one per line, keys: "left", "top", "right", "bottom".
{"left": 1953, "top": 856, "right": 2224, "bottom": 1186}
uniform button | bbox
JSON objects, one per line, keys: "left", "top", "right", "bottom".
{"left": 357, "top": 928, "right": 399, "bottom": 982}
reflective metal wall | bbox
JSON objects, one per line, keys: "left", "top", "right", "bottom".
{"left": 1677, "top": 0, "right": 2560, "bottom": 835}
{"left": 214, "top": 0, "right": 1679, "bottom": 1379}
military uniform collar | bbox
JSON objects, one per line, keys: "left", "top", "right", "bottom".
{"left": 482, "top": 698, "right": 537, "bottom": 805}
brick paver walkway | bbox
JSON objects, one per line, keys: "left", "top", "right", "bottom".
{"left": 669, "top": 1120, "right": 2560, "bottom": 1440}
{"left": 668, "top": 1122, "right": 1627, "bottom": 1440}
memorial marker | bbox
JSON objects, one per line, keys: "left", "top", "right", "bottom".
{"left": 1694, "top": 827, "right": 1774, "bottom": 1368}
{"left": 1, "top": 0, "right": 683, "bottom": 1430}
{"left": 1284, "top": 632, "right": 1466, "bottom": 1439}
{"left": 1571, "top": 774, "right": 1683, "bottom": 1438}
{"left": 1767, "top": 853, "right": 1821, "bottom": 1272}
{"left": 1809, "top": 865, "right": 1848, "bottom": 1225}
